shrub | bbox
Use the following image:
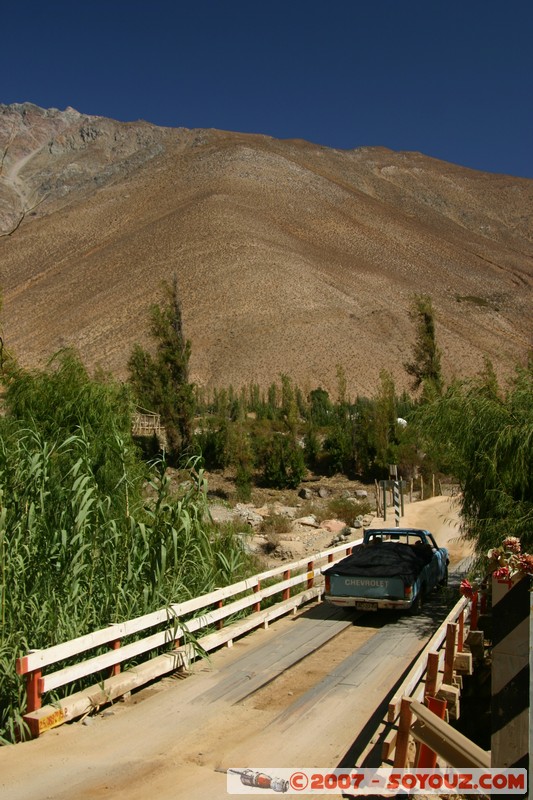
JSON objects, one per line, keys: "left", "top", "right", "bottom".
{"left": 259, "top": 514, "right": 293, "bottom": 536}
{"left": 260, "top": 434, "right": 306, "bottom": 489}
{"left": 325, "top": 497, "right": 372, "bottom": 526}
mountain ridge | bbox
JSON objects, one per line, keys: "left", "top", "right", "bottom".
{"left": 1, "top": 103, "right": 532, "bottom": 396}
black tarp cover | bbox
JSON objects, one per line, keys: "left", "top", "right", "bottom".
{"left": 323, "top": 541, "right": 433, "bottom": 586}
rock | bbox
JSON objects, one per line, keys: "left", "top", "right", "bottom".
{"left": 235, "top": 504, "right": 265, "bottom": 527}
{"left": 294, "top": 515, "right": 319, "bottom": 527}
{"left": 298, "top": 487, "right": 313, "bottom": 500}
{"left": 352, "top": 519, "right": 363, "bottom": 528}
{"left": 271, "top": 503, "right": 298, "bottom": 518}
{"left": 320, "top": 519, "right": 346, "bottom": 534}
{"left": 208, "top": 504, "right": 237, "bottom": 524}
{"left": 238, "top": 533, "right": 264, "bottom": 553}
{"left": 318, "top": 487, "right": 329, "bottom": 498}
{"left": 355, "top": 489, "right": 368, "bottom": 499}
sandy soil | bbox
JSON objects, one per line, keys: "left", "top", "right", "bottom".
{"left": 369, "top": 494, "right": 472, "bottom": 566}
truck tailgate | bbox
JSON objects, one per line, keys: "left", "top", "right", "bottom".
{"left": 329, "top": 574, "right": 405, "bottom": 600}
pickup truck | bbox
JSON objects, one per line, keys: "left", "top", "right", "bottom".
{"left": 322, "top": 528, "right": 448, "bottom": 613}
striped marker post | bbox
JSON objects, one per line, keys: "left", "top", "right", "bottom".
{"left": 491, "top": 573, "right": 531, "bottom": 778}
{"left": 393, "top": 481, "right": 401, "bottom": 528}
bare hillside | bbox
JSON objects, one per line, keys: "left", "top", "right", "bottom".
{"left": 1, "top": 103, "right": 532, "bottom": 395}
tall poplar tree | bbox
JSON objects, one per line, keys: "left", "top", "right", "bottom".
{"left": 404, "top": 294, "right": 443, "bottom": 398}
{"left": 128, "top": 275, "right": 195, "bottom": 458}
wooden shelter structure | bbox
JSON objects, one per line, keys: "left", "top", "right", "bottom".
{"left": 131, "top": 407, "right": 167, "bottom": 449}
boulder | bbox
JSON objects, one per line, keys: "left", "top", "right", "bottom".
{"left": 320, "top": 519, "right": 346, "bottom": 534}
{"left": 294, "top": 515, "right": 319, "bottom": 527}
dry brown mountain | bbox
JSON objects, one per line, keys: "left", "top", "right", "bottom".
{"left": 1, "top": 102, "right": 532, "bottom": 396}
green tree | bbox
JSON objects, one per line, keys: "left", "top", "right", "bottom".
{"left": 373, "top": 370, "right": 399, "bottom": 470}
{"left": 280, "top": 374, "right": 298, "bottom": 434}
{"left": 323, "top": 402, "right": 357, "bottom": 476}
{"left": 404, "top": 294, "right": 443, "bottom": 398}
{"left": 308, "top": 387, "right": 332, "bottom": 427}
{"left": 260, "top": 433, "right": 305, "bottom": 489}
{"left": 303, "top": 422, "right": 321, "bottom": 470}
{"left": 128, "top": 276, "right": 195, "bottom": 459}
{"left": 415, "top": 364, "right": 533, "bottom": 555}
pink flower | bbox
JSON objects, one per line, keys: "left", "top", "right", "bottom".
{"left": 518, "top": 554, "right": 533, "bottom": 576}
{"left": 503, "top": 536, "right": 521, "bottom": 554}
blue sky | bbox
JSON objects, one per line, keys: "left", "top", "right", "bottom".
{"left": 3, "top": 0, "right": 532, "bottom": 177}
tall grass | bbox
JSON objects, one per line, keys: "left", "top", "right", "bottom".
{"left": 0, "top": 353, "right": 254, "bottom": 743}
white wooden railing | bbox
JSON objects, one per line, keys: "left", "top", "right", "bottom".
{"left": 17, "top": 537, "right": 363, "bottom": 737}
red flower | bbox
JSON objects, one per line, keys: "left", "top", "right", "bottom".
{"left": 493, "top": 566, "right": 510, "bottom": 580}
{"left": 460, "top": 579, "right": 475, "bottom": 599}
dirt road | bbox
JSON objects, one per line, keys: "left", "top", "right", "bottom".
{"left": 0, "top": 496, "right": 470, "bottom": 800}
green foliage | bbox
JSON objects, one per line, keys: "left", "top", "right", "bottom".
{"left": 259, "top": 514, "right": 293, "bottom": 536}
{"left": 3, "top": 351, "right": 139, "bottom": 509}
{"left": 404, "top": 294, "right": 443, "bottom": 397}
{"left": 325, "top": 497, "right": 372, "bottom": 526}
{"left": 308, "top": 387, "right": 332, "bottom": 426}
{"left": 280, "top": 374, "right": 298, "bottom": 434}
{"left": 372, "top": 370, "right": 399, "bottom": 469}
{"left": 414, "top": 365, "right": 533, "bottom": 554}
{"left": 228, "top": 421, "right": 255, "bottom": 501}
{"left": 323, "top": 404, "right": 357, "bottom": 475}
{"left": 0, "top": 358, "right": 254, "bottom": 744}
{"left": 196, "top": 419, "right": 230, "bottom": 470}
{"left": 303, "top": 423, "right": 321, "bottom": 470}
{"left": 260, "top": 433, "right": 306, "bottom": 489}
{"left": 128, "top": 276, "right": 195, "bottom": 459}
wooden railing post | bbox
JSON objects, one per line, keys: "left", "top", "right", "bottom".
{"left": 109, "top": 640, "right": 121, "bottom": 677}
{"left": 470, "top": 592, "right": 479, "bottom": 630}
{"left": 393, "top": 698, "right": 413, "bottom": 767}
{"left": 307, "top": 561, "right": 314, "bottom": 590}
{"left": 283, "top": 569, "right": 291, "bottom": 601}
{"left": 457, "top": 608, "right": 464, "bottom": 652}
{"left": 26, "top": 669, "right": 42, "bottom": 714}
{"left": 253, "top": 580, "right": 261, "bottom": 612}
{"left": 424, "top": 651, "right": 440, "bottom": 700}
{"left": 216, "top": 599, "right": 224, "bottom": 630}
{"left": 443, "top": 623, "right": 457, "bottom": 685}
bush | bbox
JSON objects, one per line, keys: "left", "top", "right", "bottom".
{"left": 260, "top": 434, "right": 306, "bottom": 489}
{"left": 325, "top": 497, "right": 372, "bottom": 526}
{"left": 259, "top": 514, "right": 293, "bottom": 536}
